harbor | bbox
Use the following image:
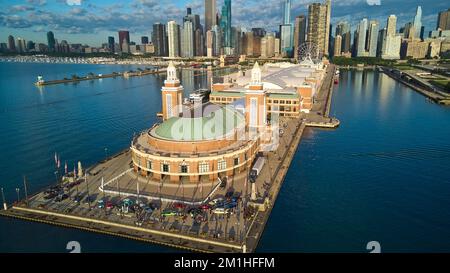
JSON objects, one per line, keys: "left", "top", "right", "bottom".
{"left": 0, "top": 61, "right": 338, "bottom": 253}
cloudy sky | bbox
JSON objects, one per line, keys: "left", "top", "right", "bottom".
{"left": 0, "top": 0, "right": 448, "bottom": 46}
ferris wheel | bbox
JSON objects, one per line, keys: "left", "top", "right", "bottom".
{"left": 297, "top": 42, "right": 320, "bottom": 63}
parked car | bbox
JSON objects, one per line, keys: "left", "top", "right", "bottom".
{"left": 208, "top": 198, "right": 224, "bottom": 207}
{"left": 199, "top": 204, "right": 211, "bottom": 211}
{"left": 225, "top": 191, "right": 234, "bottom": 200}
{"left": 105, "top": 201, "right": 114, "bottom": 210}
{"left": 188, "top": 208, "right": 202, "bottom": 217}
{"left": 97, "top": 199, "right": 105, "bottom": 209}
{"left": 44, "top": 192, "right": 58, "bottom": 200}
{"left": 161, "top": 209, "right": 178, "bottom": 217}
{"left": 213, "top": 207, "right": 228, "bottom": 214}
{"left": 72, "top": 195, "right": 82, "bottom": 203}
{"left": 54, "top": 193, "right": 69, "bottom": 202}
{"left": 173, "top": 202, "right": 186, "bottom": 209}
{"left": 224, "top": 201, "right": 238, "bottom": 209}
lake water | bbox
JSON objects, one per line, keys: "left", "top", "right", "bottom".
{"left": 1, "top": 63, "right": 449, "bottom": 252}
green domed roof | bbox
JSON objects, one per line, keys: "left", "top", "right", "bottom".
{"left": 154, "top": 106, "right": 245, "bottom": 141}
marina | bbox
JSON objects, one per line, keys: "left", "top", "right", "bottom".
{"left": 0, "top": 61, "right": 338, "bottom": 253}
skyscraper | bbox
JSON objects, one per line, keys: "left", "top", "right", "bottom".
{"left": 293, "top": 15, "right": 307, "bottom": 59}
{"left": 367, "top": 20, "right": 379, "bottom": 57}
{"left": 206, "top": 30, "right": 215, "bottom": 57}
{"left": 181, "top": 21, "right": 194, "bottom": 58}
{"left": 108, "top": 36, "right": 115, "bottom": 52}
{"left": 356, "top": 18, "right": 368, "bottom": 57}
{"left": 336, "top": 21, "right": 351, "bottom": 54}
{"left": 413, "top": 6, "right": 422, "bottom": 40}
{"left": 7, "top": 35, "right": 16, "bottom": 52}
{"left": 183, "top": 7, "right": 202, "bottom": 55}
{"left": 205, "top": 0, "right": 217, "bottom": 32}
{"left": 307, "top": 0, "right": 331, "bottom": 57}
{"left": 333, "top": 35, "right": 342, "bottom": 57}
{"left": 152, "top": 23, "right": 168, "bottom": 56}
{"left": 280, "top": 0, "right": 293, "bottom": 57}
{"left": 47, "top": 31, "right": 55, "bottom": 52}
{"left": 212, "top": 25, "right": 222, "bottom": 56}
{"left": 382, "top": 15, "right": 401, "bottom": 60}
{"left": 118, "top": 30, "right": 130, "bottom": 51}
{"left": 16, "top": 38, "right": 26, "bottom": 53}
{"left": 282, "top": 0, "right": 291, "bottom": 25}
{"left": 220, "top": 0, "right": 232, "bottom": 53}
{"left": 167, "top": 20, "right": 180, "bottom": 57}
{"left": 437, "top": 9, "right": 450, "bottom": 30}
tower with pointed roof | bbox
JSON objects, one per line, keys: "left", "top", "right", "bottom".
{"left": 161, "top": 61, "right": 184, "bottom": 120}
{"left": 245, "top": 62, "right": 266, "bottom": 131}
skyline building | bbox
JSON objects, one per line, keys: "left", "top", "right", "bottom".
{"left": 293, "top": 15, "right": 307, "bottom": 60}
{"left": 333, "top": 34, "right": 342, "bottom": 56}
{"left": 413, "top": 6, "right": 422, "bottom": 40}
{"left": 212, "top": 25, "right": 222, "bottom": 56}
{"left": 220, "top": 0, "right": 232, "bottom": 53}
{"left": 307, "top": 0, "right": 331, "bottom": 58}
{"left": 437, "top": 8, "right": 450, "bottom": 30}
{"left": 47, "top": 31, "right": 55, "bottom": 52}
{"left": 356, "top": 18, "right": 368, "bottom": 57}
{"left": 181, "top": 21, "right": 194, "bottom": 58}
{"left": 118, "top": 30, "right": 130, "bottom": 52}
{"left": 283, "top": 0, "right": 291, "bottom": 25}
{"left": 336, "top": 21, "right": 351, "bottom": 54}
{"left": 7, "top": 35, "right": 16, "bottom": 52}
{"left": 167, "top": 20, "right": 180, "bottom": 58}
{"left": 280, "top": 0, "right": 293, "bottom": 57}
{"left": 108, "top": 36, "right": 115, "bottom": 52}
{"left": 152, "top": 23, "right": 168, "bottom": 56}
{"left": 205, "top": 0, "right": 217, "bottom": 32}
{"left": 206, "top": 30, "right": 215, "bottom": 57}
{"left": 382, "top": 15, "right": 401, "bottom": 60}
{"left": 367, "top": 20, "right": 379, "bottom": 57}
{"left": 17, "top": 37, "right": 26, "bottom": 53}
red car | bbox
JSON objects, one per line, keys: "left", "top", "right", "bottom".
{"left": 199, "top": 204, "right": 210, "bottom": 211}
{"left": 173, "top": 203, "right": 186, "bottom": 209}
{"left": 105, "top": 201, "right": 114, "bottom": 210}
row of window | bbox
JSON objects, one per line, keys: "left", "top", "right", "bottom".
{"left": 268, "top": 99, "right": 299, "bottom": 105}
{"left": 268, "top": 106, "right": 297, "bottom": 112}
{"left": 135, "top": 156, "right": 242, "bottom": 174}
{"left": 210, "top": 96, "right": 239, "bottom": 103}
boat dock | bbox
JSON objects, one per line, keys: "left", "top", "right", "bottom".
{"left": 2, "top": 63, "right": 339, "bottom": 253}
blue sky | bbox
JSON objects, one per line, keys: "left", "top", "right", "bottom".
{"left": 0, "top": 0, "right": 448, "bottom": 46}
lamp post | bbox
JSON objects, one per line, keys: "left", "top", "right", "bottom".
{"left": 15, "top": 188, "right": 20, "bottom": 203}
{"left": 23, "top": 175, "right": 29, "bottom": 207}
{"left": 1, "top": 187, "right": 7, "bottom": 210}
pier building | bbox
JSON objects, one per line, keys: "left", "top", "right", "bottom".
{"left": 131, "top": 60, "right": 327, "bottom": 184}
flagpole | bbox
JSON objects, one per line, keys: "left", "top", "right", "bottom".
{"left": 23, "top": 175, "right": 29, "bottom": 207}
{"left": 85, "top": 173, "right": 90, "bottom": 210}
{"left": 1, "top": 187, "right": 7, "bottom": 210}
